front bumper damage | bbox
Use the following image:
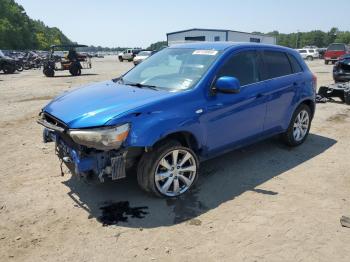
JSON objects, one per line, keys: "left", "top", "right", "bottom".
{"left": 39, "top": 117, "right": 128, "bottom": 182}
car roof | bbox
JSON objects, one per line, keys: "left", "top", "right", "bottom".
{"left": 168, "top": 42, "right": 291, "bottom": 52}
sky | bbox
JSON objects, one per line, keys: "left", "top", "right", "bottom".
{"left": 16, "top": 0, "right": 350, "bottom": 48}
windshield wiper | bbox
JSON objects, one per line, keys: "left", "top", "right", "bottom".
{"left": 113, "top": 77, "right": 159, "bottom": 91}
{"left": 126, "top": 82, "right": 159, "bottom": 91}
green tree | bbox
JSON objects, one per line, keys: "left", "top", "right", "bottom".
{"left": 147, "top": 41, "right": 167, "bottom": 51}
{"left": 0, "top": 0, "right": 71, "bottom": 50}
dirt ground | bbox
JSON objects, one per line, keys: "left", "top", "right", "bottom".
{"left": 0, "top": 57, "right": 349, "bottom": 262}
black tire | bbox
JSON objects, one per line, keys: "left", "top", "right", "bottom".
{"left": 306, "top": 56, "right": 314, "bottom": 61}
{"left": 118, "top": 57, "right": 123, "bottom": 62}
{"left": 318, "top": 86, "right": 329, "bottom": 97}
{"left": 281, "top": 104, "right": 312, "bottom": 147}
{"left": 16, "top": 64, "right": 23, "bottom": 72}
{"left": 43, "top": 67, "right": 54, "bottom": 77}
{"left": 3, "top": 64, "right": 16, "bottom": 74}
{"left": 23, "top": 63, "right": 31, "bottom": 70}
{"left": 137, "top": 140, "right": 199, "bottom": 198}
{"left": 69, "top": 66, "right": 81, "bottom": 76}
{"left": 332, "top": 61, "right": 336, "bottom": 65}
{"left": 344, "top": 90, "right": 350, "bottom": 105}
{"left": 325, "top": 60, "right": 329, "bottom": 65}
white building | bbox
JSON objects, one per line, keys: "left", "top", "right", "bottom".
{"left": 167, "top": 28, "right": 276, "bottom": 46}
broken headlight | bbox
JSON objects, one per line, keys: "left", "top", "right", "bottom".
{"left": 68, "top": 123, "right": 130, "bottom": 150}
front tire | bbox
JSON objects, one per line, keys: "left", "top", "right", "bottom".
{"left": 137, "top": 140, "right": 199, "bottom": 198}
{"left": 282, "top": 104, "right": 312, "bottom": 147}
{"left": 325, "top": 60, "right": 329, "bottom": 65}
{"left": 3, "top": 64, "right": 16, "bottom": 74}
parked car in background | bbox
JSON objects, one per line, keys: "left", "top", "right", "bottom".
{"left": 333, "top": 54, "right": 350, "bottom": 82}
{"left": 298, "top": 49, "right": 319, "bottom": 61}
{"left": 324, "top": 43, "right": 350, "bottom": 65}
{"left": 38, "top": 43, "right": 316, "bottom": 197}
{"left": 317, "top": 48, "right": 327, "bottom": 59}
{"left": 0, "top": 50, "right": 16, "bottom": 74}
{"left": 118, "top": 48, "right": 142, "bottom": 62}
{"left": 303, "top": 45, "right": 318, "bottom": 49}
{"left": 133, "top": 50, "right": 156, "bottom": 65}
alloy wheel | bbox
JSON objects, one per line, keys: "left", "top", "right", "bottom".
{"left": 154, "top": 149, "right": 197, "bottom": 197}
{"left": 293, "top": 110, "right": 310, "bottom": 142}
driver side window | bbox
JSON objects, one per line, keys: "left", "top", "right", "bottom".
{"left": 217, "top": 51, "right": 260, "bottom": 86}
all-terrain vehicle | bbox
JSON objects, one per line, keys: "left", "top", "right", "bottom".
{"left": 43, "top": 44, "right": 91, "bottom": 77}
{"left": 0, "top": 50, "right": 16, "bottom": 74}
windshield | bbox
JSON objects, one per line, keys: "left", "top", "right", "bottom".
{"left": 327, "top": 44, "right": 346, "bottom": 51}
{"left": 138, "top": 51, "right": 152, "bottom": 56}
{"left": 121, "top": 48, "right": 220, "bottom": 91}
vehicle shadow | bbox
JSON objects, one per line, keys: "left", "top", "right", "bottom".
{"left": 62, "top": 133, "right": 336, "bottom": 228}
{"left": 52, "top": 73, "right": 99, "bottom": 78}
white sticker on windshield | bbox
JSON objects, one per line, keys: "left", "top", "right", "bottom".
{"left": 192, "top": 50, "right": 218, "bottom": 56}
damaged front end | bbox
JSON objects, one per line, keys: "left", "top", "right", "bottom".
{"left": 38, "top": 112, "right": 139, "bottom": 182}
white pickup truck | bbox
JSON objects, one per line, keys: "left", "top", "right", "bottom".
{"left": 118, "top": 49, "right": 142, "bottom": 62}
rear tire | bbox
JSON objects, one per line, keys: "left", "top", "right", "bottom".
{"left": 325, "top": 60, "right": 329, "bottom": 65}
{"left": 137, "top": 140, "right": 199, "bottom": 198}
{"left": 69, "top": 66, "right": 81, "bottom": 76}
{"left": 306, "top": 56, "right": 313, "bottom": 61}
{"left": 43, "top": 67, "right": 54, "bottom": 77}
{"left": 281, "top": 104, "right": 312, "bottom": 147}
{"left": 118, "top": 57, "right": 123, "bottom": 62}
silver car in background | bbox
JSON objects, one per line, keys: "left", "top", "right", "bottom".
{"left": 133, "top": 50, "right": 155, "bottom": 65}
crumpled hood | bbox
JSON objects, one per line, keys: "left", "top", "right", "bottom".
{"left": 43, "top": 80, "right": 173, "bottom": 128}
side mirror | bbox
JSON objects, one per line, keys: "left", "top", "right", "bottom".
{"left": 215, "top": 76, "right": 241, "bottom": 94}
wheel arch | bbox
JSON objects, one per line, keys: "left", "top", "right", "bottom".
{"left": 300, "top": 99, "right": 315, "bottom": 119}
{"left": 152, "top": 131, "right": 201, "bottom": 153}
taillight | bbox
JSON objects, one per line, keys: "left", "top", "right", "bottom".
{"left": 312, "top": 74, "right": 317, "bottom": 93}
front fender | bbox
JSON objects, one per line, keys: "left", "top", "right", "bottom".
{"left": 123, "top": 111, "right": 205, "bottom": 149}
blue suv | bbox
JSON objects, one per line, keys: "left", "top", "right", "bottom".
{"left": 38, "top": 42, "right": 316, "bottom": 197}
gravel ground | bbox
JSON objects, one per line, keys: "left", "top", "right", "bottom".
{"left": 0, "top": 57, "right": 349, "bottom": 262}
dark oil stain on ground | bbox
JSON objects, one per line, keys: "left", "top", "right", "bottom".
{"left": 98, "top": 201, "right": 148, "bottom": 226}
{"left": 166, "top": 187, "right": 207, "bottom": 224}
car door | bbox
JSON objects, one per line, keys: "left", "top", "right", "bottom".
{"left": 259, "top": 50, "right": 302, "bottom": 132}
{"left": 203, "top": 50, "right": 269, "bottom": 153}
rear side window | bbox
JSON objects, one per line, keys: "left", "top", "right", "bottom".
{"left": 299, "top": 50, "right": 307, "bottom": 53}
{"left": 287, "top": 54, "right": 303, "bottom": 73}
{"left": 262, "top": 51, "right": 292, "bottom": 79}
{"left": 217, "top": 51, "right": 260, "bottom": 86}
{"left": 327, "top": 44, "right": 346, "bottom": 51}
